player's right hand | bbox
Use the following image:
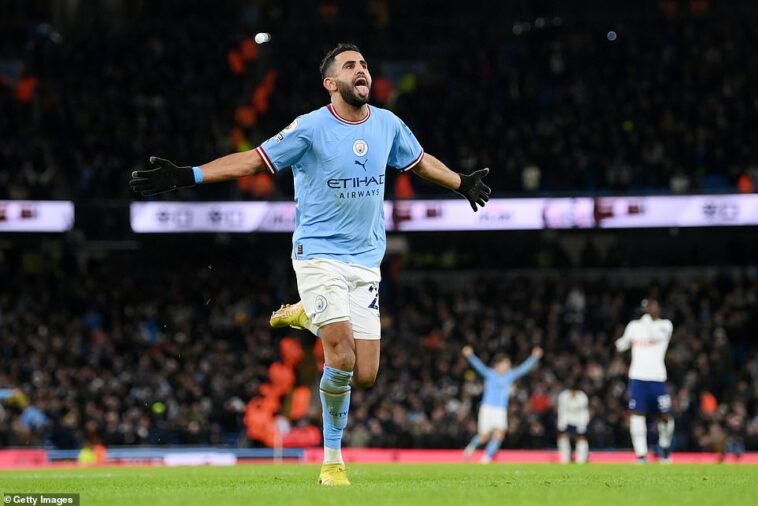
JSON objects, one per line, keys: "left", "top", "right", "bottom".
{"left": 462, "top": 345, "right": 474, "bottom": 357}
{"left": 129, "top": 156, "right": 195, "bottom": 196}
{"left": 457, "top": 168, "right": 491, "bottom": 212}
{"left": 532, "top": 347, "right": 544, "bottom": 359}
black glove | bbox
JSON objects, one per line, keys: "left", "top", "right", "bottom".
{"left": 129, "top": 156, "right": 195, "bottom": 196}
{"left": 457, "top": 168, "right": 491, "bottom": 212}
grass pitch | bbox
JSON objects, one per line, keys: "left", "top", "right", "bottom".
{"left": 1, "top": 464, "right": 756, "bottom": 506}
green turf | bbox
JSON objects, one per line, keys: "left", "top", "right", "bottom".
{"left": 1, "top": 464, "right": 756, "bottom": 506}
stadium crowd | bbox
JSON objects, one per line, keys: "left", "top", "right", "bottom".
{"left": 1, "top": 0, "right": 756, "bottom": 459}
{"left": 2, "top": 1, "right": 758, "bottom": 202}
{"left": 1, "top": 247, "right": 755, "bottom": 455}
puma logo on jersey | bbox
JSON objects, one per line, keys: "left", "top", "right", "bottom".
{"left": 354, "top": 159, "right": 368, "bottom": 171}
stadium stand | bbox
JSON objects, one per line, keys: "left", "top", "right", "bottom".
{"left": 2, "top": 0, "right": 758, "bottom": 202}
{"left": 0, "top": 244, "right": 755, "bottom": 453}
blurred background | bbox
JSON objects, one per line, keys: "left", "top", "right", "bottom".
{"left": 1, "top": 0, "right": 756, "bottom": 459}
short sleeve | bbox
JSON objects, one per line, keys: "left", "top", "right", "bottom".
{"left": 387, "top": 114, "right": 424, "bottom": 171}
{"left": 615, "top": 322, "right": 634, "bottom": 351}
{"left": 663, "top": 320, "right": 674, "bottom": 338}
{"left": 256, "top": 116, "right": 311, "bottom": 173}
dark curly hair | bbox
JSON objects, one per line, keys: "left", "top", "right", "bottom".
{"left": 319, "top": 43, "right": 362, "bottom": 78}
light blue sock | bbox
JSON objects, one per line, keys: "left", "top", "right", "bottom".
{"left": 484, "top": 438, "right": 502, "bottom": 460}
{"left": 319, "top": 365, "right": 353, "bottom": 452}
{"left": 466, "top": 434, "right": 481, "bottom": 450}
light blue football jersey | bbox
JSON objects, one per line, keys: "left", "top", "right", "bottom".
{"left": 257, "top": 104, "right": 423, "bottom": 267}
{"left": 467, "top": 354, "right": 539, "bottom": 409}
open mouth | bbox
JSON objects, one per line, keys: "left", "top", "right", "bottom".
{"left": 354, "top": 76, "right": 369, "bottom": 97}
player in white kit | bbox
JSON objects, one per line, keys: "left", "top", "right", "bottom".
{"left": 615, "top": 297, "right": 675, "bottom": 463}
{"left": 556, "top": 386, "right": 590, "bottom": 463}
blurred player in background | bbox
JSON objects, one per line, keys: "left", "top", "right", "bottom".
{"left": 556, "top": 385, "right": 590, "bottom": 464}
{"left": 615, "top": 297, "right": 675, "bottom": 464}
{"left": 461, "top": 345, "right": 542, "bottom": 464}
{"left": 129, "top": 43, "right": 491, "bottom": 485}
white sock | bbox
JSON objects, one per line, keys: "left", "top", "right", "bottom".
{"left": 558, "top": 437, "right": 571, "bottom": 463}
{"left": 323, "top": 446, "right": 344, "bottom": 465}
{"left": 658, "top": 418, "right": 675, "bottom": 449}
{"left": 630, "top": 415, "right": 648, "bottom": 458}
{"left": 576, "top": 439, "right": 589, "bottom": 464}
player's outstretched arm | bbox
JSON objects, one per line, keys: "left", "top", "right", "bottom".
{"left": 129, "top": 150, "right": 266, "bottom": 196}
{"left": 510, "top": 348, "right": 542, "bottom": 379}
{"left": 462, "top": 345, "right": 491, "bottom": 377}
{"left": 412, "top": 153, "right": 491, "bottom": 212}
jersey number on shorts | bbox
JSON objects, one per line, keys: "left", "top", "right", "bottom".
{"left": 368, "top": 284, "right": 379, "bottom": 310}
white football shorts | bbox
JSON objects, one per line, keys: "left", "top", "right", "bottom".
{"left": 478, "top": 405, "right": 508, "bottom": 434}
{"left": 292, "top": 258, "right": 381, "bottom": 340}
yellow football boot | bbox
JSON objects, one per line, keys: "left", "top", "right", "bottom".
{"left": 270, "top": 301, "right": 310, "bottom": 330}
{"left": 318, "top": 463, "right": 350, "bottom": 486}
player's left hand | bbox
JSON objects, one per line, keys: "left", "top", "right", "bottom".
{"left": 532, "top": 347, "right": 544, "bottom": 359}
{"left": 130, "top": 156, "right": 195, "bottom": 196}
{"left": 457, "top": 168, "right": 491, "bottom": 212}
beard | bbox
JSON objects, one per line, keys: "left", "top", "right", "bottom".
{"left": 336, "top": 78, "right": 370, "bottom": 107}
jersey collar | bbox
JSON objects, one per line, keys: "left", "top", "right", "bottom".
{"left": 327, "top": 103, "right": 371, "bottom": 125}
